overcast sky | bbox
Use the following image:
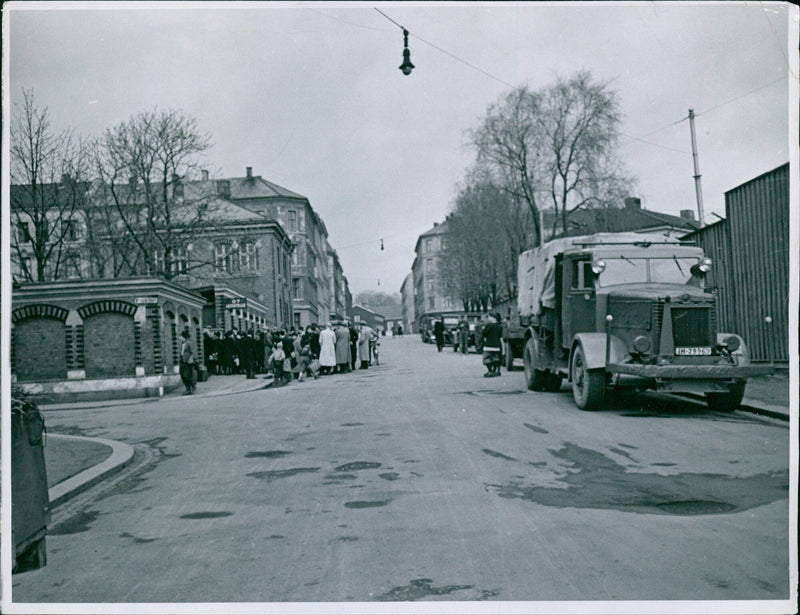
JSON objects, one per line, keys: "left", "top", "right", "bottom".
{"left": 4, "top": 1, "right": 796, "bottom": 295}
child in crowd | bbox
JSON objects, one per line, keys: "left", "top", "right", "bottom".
{"left": 269, "top": 345, "right": 286, "bottom": 385}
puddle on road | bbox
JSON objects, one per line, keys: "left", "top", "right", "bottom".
{"left": 337, "top": 536, "right": 359, "bottom": 542}
{"left": 487, "top": 442, "right": 789, "bottom": 516}
{"left": 376, "top": 578, "right": 499, "bottom": 601}
{"left": 49, "top": 510, "right": 101, "bottom": 535}
{"left": 344, "top": 499, "right": 391, "bottom": 509}
{"left": 379, "top": 472, "right": 401, "bottom": 481}
{"left": 340, "top": 422, "right": 365, "bottom": 427}
{"left": 247, "top": 467, "right": 320, "bottom": 481}
{"left": 245, "top": 450, "right": 292, "bottom": 458}
{"left": 120, "top": 532, "right": 158, "bottom": 544}
{"left": 482, "top": 448, "right": 518, "bottom": 461}
{"left": 523, "top": 423, "right": 548, "bottom": 434}
{"left": 179, "top": 511, "right": 233, "bottom": 519}
{"left": 335, "top": 461, "right": 381, "bottom": 472}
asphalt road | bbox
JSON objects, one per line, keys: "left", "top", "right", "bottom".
{"left": 12, "top": 336, "right": 791, "bottom": 607}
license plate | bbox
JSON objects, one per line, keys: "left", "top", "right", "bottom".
{"left": 675, "top": 347, "right": 712, "bottom": 356}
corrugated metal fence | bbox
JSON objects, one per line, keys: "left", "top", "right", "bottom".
{"left": 685, "top": 163, "right": 789, "bottom": 363}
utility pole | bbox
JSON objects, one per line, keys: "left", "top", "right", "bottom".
{"left": 688, "top": 108, "right": 705, "bottom": 226}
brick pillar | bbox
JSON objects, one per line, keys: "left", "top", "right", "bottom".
{"left": 150, "top": 305, "right": 162, "bottom": 372}
{"left": 66, "top": 310, "right": 86, "bottom": 379}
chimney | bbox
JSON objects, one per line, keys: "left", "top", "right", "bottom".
{"left": 624, "top": 197, "right": 642, "bottom": 210}
{"left": 433, "top": 222, "right": 439, "bottom": 227}
{"left": 201, "top": 170, "right": 209, "bottom": 181}
{"left": 680, "top": 210, "right": 695, "bottom": 221}
{"left": 246, "top": 166, "right": 253, "bottom": 179}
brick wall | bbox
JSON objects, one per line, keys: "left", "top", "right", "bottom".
{"left": 84, "top": 312, "right": 136, "bottom": 378}
{"left": 14, "top": 317, "right": 67, "bottom": 381}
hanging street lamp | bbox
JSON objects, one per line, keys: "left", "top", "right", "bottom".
{"left": 398, "top": 29, "right": 414, "bottom": 76}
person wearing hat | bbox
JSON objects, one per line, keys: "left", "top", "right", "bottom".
{"left": 179, "top": 330, "right": 197, "bottom": 394}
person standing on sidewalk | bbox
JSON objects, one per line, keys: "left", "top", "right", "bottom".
{"left": 179, "top": 330, "right": 197, "bottom": 394}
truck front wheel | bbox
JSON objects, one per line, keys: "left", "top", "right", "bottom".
{"left": 571, "top": 345, "right": 605, "bottom": 410}
{"left": 523, "top": 338, "right": 547, "bottom": 391}
{"left": 505, "top": 342, "right": 515, "bottom": 371}
{"left": 705, "top": 382, "right": 746, "bottom": 412}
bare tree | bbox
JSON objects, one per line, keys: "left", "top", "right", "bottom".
{"left": 469, "top": 71, "right": 634, "bottom": 247}
{"left": 10, "top": 89, "right": 92, "bottom": 281}
{"left": 95, "top": 108, "right": 213, "bottom": 280}
{"left": 537, "top": 71, "right": 635, "bottom": 239}
{"left": 439, "top": 179, "right": 532, "bottom": 312}
{"left": 470, "top": 85, "right": 547, "bottom": 247}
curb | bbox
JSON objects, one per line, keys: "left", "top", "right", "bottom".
{"left": 679, "top": 393, "right": 790, "bottom": 422}
{"left": 47, "top": 434, "right": 135, "bottom": 508}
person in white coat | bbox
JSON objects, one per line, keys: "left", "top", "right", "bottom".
{"left": 318, "top": 323, "right": 337, "bottom": 375}
{"left": 357, "top": 324, "right": 376, "bottom": 369}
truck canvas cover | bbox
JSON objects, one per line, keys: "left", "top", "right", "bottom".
{"left": 517, "top": 232, "right": 689, "bottom": 317}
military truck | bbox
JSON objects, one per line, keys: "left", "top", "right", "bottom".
{"left": 517, "top": 232, "right": 771, "bottom": 410}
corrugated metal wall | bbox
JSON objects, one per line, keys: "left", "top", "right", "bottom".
{"left": 726, "top": 163, "right": 790, "bottom": 362}
{"left": 689, "top": 164, "right": 789, "bottom": 363}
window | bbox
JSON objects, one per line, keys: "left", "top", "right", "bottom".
{"left": 287, "top": 210, "right": 297, "bottom": 232}
{"left": 16, "top": 221, "right": 31, "bottom": 244}
{"left": 428, "top": 296, "right": 435, "bottom": 309}
{"left": 425, "top": 238, "right": 433, "bottom": 251}
{"left": 442, "top": 296, "right": 453, "bottom": 309}
{"left": 441, "top": 237, "right": 448, "bottom": 250}
{"left": 427, "top": 279, "right": 435, "bottom": 292}
{"left": 216, "top": 180, "right": 230, "bottom": 198}
{"left": 215, "top": 243, "right": 230, "bottom": 273}
{"left": 63, "top": 252, "right": 81, "bottom": 279}
{"left": 172, "top": 246, "right": 188, "bottom": 275}
{"left": 571, "top": 258, "right": 595, "bottom": 290}
{"left": 294, "top": 312, "right": 302, "bottom": 329}
{"left": 240, "top": 241, "right": 259, "bottom": 271}
{"left": 293, "top": 278, "right": 302, "bottom": 299}
{"left": 62, "top": 219, "right": 79, "bottom": 241}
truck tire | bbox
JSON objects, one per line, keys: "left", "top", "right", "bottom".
{"left": 705, "top": 382, "right": 746, "bottom": 412}
{"left": 571, "top": 345, "right": 605, "bottom": 410}
{"left": 523, "top": 338, "right": 547, "bottom": 391}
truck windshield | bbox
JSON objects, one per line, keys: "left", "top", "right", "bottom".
{"left": 597, "top": 256, "right": 701, "bottom": 287}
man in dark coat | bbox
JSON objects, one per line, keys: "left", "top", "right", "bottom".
{"left": 433, "top": 319, "right": 445, "bottom": 352}
{"left": 481, "top": 313, "right": 503, "bottom": 377}
{"left": 349, "top": 323, "right": 359, "bottom": 370}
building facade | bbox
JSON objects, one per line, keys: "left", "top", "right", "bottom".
{"left": 400, "top": 272, "right": 415, "bottom": 333}
{"left": 207, "top": 167, "right": 342, "bottom": 329}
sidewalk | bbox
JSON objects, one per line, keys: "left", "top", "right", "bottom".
{"left": 40, "top": 370, "right": 790, "bottom": 511}
{"left": 41, "top": 373, "right": 272, "bottom": 508}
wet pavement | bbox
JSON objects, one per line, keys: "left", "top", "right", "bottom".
{"left": 11, "top": 337, "right": 793, "bottom": 608}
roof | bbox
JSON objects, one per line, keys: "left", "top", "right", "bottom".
{"left": 186, "top": 176, "right": 308, "bottom": 202}
{"left": 414, "top": 219, "right": 450, "bottom": 253}
{"left": 557, "top": 207, "right": 699, "bottom": 237}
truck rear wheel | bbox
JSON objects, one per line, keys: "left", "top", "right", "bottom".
{"left": 523, "top": 338, "right": 547, "bottom": 391}
{"left": 705, "top": 382, "right": 746, "bottom": 412}
{"left": 571, "top": 345, "right": 605, "bottom": 410}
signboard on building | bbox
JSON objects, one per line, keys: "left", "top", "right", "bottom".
{"left": 224, "top": 297, "right": 248, "bottom": 310}
{"left": 135, "top": 296, "right": 159, "bottom": 305}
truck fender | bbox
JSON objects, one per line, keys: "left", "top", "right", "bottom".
{"left": 570, "top": 333, "right": 627, "bottom": 371}
{"left": 716, "top": 332, "right": 750, "bottom": 364}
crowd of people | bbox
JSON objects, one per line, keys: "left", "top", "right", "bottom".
{"left": 201, "top": 321, "right": 380, "bottom": 387}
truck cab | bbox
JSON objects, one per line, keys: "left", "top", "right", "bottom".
{"left": 517, "top": 233, "right": 771, "bottom": 410}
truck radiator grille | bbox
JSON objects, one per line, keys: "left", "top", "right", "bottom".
{"left": 671, "top": 307, "right": 712, "bottom": 347}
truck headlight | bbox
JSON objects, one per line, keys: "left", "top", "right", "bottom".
{"left": 591, "top": 259, "right": 606, "bottom": 275}
{"left": 691, "top": 257, "right": 713, "bottom": 276}
{"left": 723, "top": 335, "right": 740, "bottom": 353}
{"left": 633, "top": 335, "right": 651, "bottom": 354}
